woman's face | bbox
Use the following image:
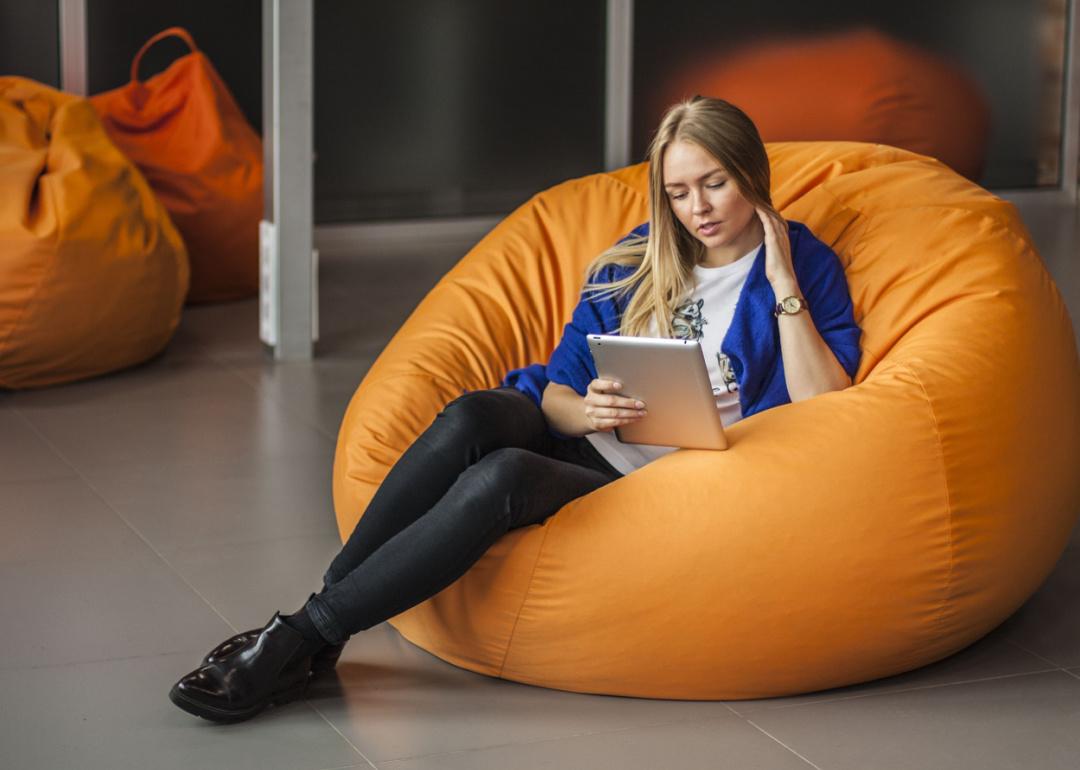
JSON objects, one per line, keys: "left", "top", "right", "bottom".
{"left": 661, "top": 139, "right": 762, "bottom": 265}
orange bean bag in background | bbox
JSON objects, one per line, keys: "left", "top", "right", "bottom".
{"left": 662, "top": 27, "right": 991, "bottom": 181}
{"left": 332, "top": 142, "right": 1080, "bottom": 699}
{"left": 90, "top": 27, "right": 262, "bottom": 304}
{"left": 0, "top": 77, "right": 188, "bottom": 390}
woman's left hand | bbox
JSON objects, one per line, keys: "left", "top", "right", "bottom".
{"left": 756, "top": 206, "right": 797, "bottom": 289}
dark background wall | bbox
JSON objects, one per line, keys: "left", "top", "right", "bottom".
{"left": 85, "top": 0, "right": 263, "bottom": 132}
{"left": 313, "top": 0, "right": 607, "bottom": 222}
{"left": 0, "top": 1, "right": 59, "bottom": 86}
{"left": 0, "top": 0, "right": 1069, "bottom": 217}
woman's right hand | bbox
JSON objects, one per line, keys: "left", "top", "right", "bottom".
{"left": 583, "top": 378, "right": 647, "bottom": 433}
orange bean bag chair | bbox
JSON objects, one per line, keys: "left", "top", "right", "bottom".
{"left": 332, "top": 142, "right": 1080, "bottom": 699}
{"left": 661, "top": 28, "right": 990, "bottom": 181}
{"left": 90, "top": 28, "right": 262, "bottom": 304}
{"left": 0, "top": 77, "right": 188, "bottom": 390}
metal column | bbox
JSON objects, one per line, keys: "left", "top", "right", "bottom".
{"left": 58, "top": 0, "right": 87, "bottom": 95}
{"left": 261, "top": 0, "right": 317, "bottom": 360}
{"left": 605, "top": 0, "right": 634, "bottom": 171}
{"left": 1063, "top": 0, "right": 1080, "bottom": 200}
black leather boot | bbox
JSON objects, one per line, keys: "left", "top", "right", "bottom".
{"left": 201, "top": 629, "right": 346, "bottom": 678}
{"left": 169, "top": 613, "right": 314, "bottom": 723}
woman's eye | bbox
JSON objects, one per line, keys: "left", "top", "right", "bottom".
{"left": 706, "top": 181, "right": 726, "bottom": 189}
{"left": 670, "top": 192, "right": 687, "bottom": 200}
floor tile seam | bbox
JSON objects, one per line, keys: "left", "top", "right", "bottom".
{"left": 10, "top": 410, "right": 243, "bottom": 636}
{"left": 1002, "top": 636, "right": 1071, "bottom": 668}
{"left": 213, "top": 354, "right": 343, "bottom": 443}
{"left": 8, "top": 393, "right": 294, "bottom": 424}
{"left": 6, "top": 363, "right": 268, "bottom": 412}
{"left": 304, "top": 701, "right": 378, "bottom": 768}
{"left": 727, "top": 666, "right": 1068, "bottom": 715}
{"left": 0, "top": 518, "right": 339, "bottom": 567}
{"left": 3, "top": 408, "right": 81, "bottom": 482}
{"left": 78, "top": 454, "right": 339, "bottom": 487}
{"left": 157, "top": 529, "right": 346, "bottom": 557}
{"left": 0, "top": 470, "right": 83, "bottom": 486}
{"left": 743, "top": 718, "right": 826, "bottom": 769}
{"left": 212, "top": 353, "right": 275, "bottom": 393}
{"left": 367, "top": 712, "right": 744, "bottom": 764}
{"left": 0, "top": 645, "right": 228, "bottom": 673}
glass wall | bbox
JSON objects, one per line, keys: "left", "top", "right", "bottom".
{"left": 81, "top": 0, "right": 607, "bottom": 222}
{"left": 6, "top": 0, "right": 1070, "bottom": 221}
{"left": 0, "top": 1, "right": 59, "bottom": 87}
{"left": 313, "top": 1, "right": 607, "bottom": 222}
{"left": 86, "top": 0, "right": 263, "bottom": 132}
{"left": 632, "top": 0, "right": 1069, "bottom": 189}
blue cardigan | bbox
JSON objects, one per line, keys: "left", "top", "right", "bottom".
{"left": 499, "top": 220, "right": 862, "bottom": 437}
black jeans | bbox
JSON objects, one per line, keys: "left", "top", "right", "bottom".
{"left": 304, "top": 387, "right": 622, "bottom": 644}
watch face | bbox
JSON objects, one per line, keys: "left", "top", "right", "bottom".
{"left": 782, "top": 297, "right": 801, "bottom": 313}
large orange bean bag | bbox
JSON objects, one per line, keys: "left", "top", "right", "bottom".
{"left": 332, "top": 142, "right": 1080, "bottom": 699}
{"left": 90, "top": 28, "right": 262, "bottom": 304}
{"left": 0, "top": 77, "right": 188, "bottom": 390}
{"left": 661, "top": 28, "right": 990, "bottom": 181}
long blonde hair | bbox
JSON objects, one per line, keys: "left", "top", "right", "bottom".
{"left": 583, "top": 96, "right": 778, "bottom": 337}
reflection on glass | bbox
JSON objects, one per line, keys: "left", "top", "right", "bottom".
{"left": 86, "top": 0, "right": 262, "bottom": 130}
{"left": 634, "top": 0, "right": 1068, "bottom": 188}
{"left": 315, "top": 0, "right": 606, "bottom": 222}
{"left": 0, "top": 1, "right": 59, "bottom": 86}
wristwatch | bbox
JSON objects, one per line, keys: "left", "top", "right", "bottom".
{"left": 773, "top": 295, "right": 809, "bottom": 318}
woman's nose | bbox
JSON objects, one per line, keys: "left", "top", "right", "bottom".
{"left": 692, "top": 193, "right": 711, "bottom": 214}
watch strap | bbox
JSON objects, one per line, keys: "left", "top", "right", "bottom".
{"left": 773, "top": 295, "right": 809, "bottom": 317}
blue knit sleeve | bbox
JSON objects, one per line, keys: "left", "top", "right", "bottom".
{"left": 499, "top": 362, "right": 548, "bottom": 405}
{"left": 792, "top": 225, "right": 863, "bottom": 380}
{"left": 499, "top": 225, "right": 645, "bottom": 405}
{"left": 545, "top": 263, "right": 626, "bottom": 396}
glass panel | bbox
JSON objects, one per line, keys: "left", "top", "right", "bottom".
{"left": 0, "top": 0, "right": 59, "bottom": 87}
{"left": 314, "top": 0, "right": 606, "bottom": 222}
{"left": 86, "top": 0, "right": 262, "bottom": 132}
{"left": 633, "top": 0, "right": 1068, "bottom": 188}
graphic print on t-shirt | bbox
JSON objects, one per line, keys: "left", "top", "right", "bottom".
{"left": 672, "top": 297, "right": 739, "bottom": 394}
{"left": 672, "top": 298, "right": 707, "bottom": 339}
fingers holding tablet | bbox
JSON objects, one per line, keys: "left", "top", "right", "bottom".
{"left": 584, "top": 378, "right": 647, "bottom": 433}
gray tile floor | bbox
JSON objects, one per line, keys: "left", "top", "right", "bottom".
{"left": 1, "top": 202, "right": 1078, "bottom": 770}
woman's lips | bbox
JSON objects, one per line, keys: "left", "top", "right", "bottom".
{"left": 697, "top": 221, "right": 721, "bottom": 236}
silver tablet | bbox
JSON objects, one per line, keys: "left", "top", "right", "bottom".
{"left": 587, "top": 334, "right": 729, "bottom": 450}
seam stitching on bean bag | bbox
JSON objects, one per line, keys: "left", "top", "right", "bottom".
{"left": 0, "top": 152, "right": 61, "bottom": 366}
{"left": 600, "top": 170, "right": 649, "bottom": 200}
{"left": 497, "top": 521, "right": 553, "bottom": 678}
{"left": 896, "top": 360, "right": 957, "bottom": 643}
{"left": 357, "top": 370, "right": 469, "bottom": 401}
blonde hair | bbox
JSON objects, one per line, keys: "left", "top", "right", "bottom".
{"left": 583, "top": 96, "right": 778, "bottom": 337}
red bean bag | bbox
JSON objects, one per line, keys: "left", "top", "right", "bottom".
{"left": 90, "top": 27, "right": 262, "bottom": 304}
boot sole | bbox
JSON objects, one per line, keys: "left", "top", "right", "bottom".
{"left": 168, "top": 676, "right": 310, "bottom": 724}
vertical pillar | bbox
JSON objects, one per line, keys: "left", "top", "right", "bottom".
{"left": 1064, "top": 0, "right": 1079, "bottom": 200}
{"left": 605, "top": 0, "right": 634, "bottom": 171}
{"left": 262, "top": 0, "right": 316, "bottom": 359}
{"left": 58, "top": 0, "right": 87, "bottom": 95}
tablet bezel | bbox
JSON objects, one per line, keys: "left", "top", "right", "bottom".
{"left": 586, "top": 334, "right": 729, "bottom": 450}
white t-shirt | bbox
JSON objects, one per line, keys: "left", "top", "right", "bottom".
{"left": 585, "top": 241, "right": 761, "bottom": 475}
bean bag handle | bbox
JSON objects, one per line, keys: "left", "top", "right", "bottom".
{"left": 129, "top": 27, "right": 199, "bottom": 84}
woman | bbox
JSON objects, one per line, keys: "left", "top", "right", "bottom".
{"left": 168, "top": 96, "right": 861, "bottom": 723}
